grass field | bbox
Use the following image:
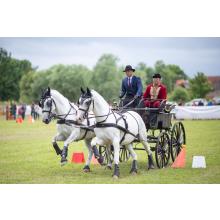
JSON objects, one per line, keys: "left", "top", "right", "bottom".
{"left": 0, "top": 116, "right": 220, "bottom": 183}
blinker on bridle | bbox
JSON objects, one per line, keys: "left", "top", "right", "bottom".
{"left": 78, "top": 96, "right": 93, "bottom": 119}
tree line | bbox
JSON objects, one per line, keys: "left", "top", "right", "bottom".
{"left": 0, "top": 47, "right": 213, "bottom": 104}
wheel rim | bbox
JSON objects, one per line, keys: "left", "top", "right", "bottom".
{"left": 99, "top": 146, "right": 113, "bottom": 164}
{"left": 155, "top": 132, "right": 170, "bottom": 168}
{"left": 119, "top": 147, "right": 130, "bottom": 162}
{"left": 171, "top": 122, "right": 186, "bottom": 161}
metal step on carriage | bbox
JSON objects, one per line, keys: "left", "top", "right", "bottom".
{"left": 98, "top": 98, "right": 186, "bottom": 168}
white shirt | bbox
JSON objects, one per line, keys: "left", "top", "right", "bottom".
{"left": 127, "top": 76, "right": 133, "bottom": 86}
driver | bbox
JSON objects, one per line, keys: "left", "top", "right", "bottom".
{"left": 119, "top": 65, "right": 143, "bottom": 108}
{"left": 143, "top": 73, "right": 167, "bottom": 108}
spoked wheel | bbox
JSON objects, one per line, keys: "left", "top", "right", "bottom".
{"left": 119, "top": 146, "right": 130, "bottom": 162}
{"left": 99, "top": 145, "right": 114, "bottom": 165}
{"left": 155, "top": 131, "right": 170, "bottom": 168}
{"left": 171, "top": 122, "right": 186, "bottom": 162}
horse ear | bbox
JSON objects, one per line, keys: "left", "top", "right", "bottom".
{"left": 87, "top": 87, "right": 91, "bottom": 96}
{"left": 38, "top": 101, "right": 42, "bottom": 108}
{"left": 48, "top": 87, "right": 51, "bottom": 96}
{"left": 80, "top": 87, "right": 85, "bottom": 94}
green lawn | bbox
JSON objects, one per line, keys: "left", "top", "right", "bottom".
{"left": 0, "top": 116, "right": 220, "bottom": 183}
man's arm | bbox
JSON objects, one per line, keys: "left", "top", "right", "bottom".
{"left": 159, "top": 86, "right": 167, "bottom": 99}
{"left": 119, "top": 79, "right": 126, "bottom": 98}
{"left": 136, "top": 77, "right": 143, "bottom": 97}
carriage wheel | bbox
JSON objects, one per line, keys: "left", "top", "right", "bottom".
{"left": 99, "top": 145, "right": 114, "bottom": 165}
{"left": 171, "top": 122, "right": 186, "bottom": 162}
{"left": 119, "top": 146, "right": 130, "bottom": 162}
{"left": 155, "top": 131, "right": 170, "bottom": 168}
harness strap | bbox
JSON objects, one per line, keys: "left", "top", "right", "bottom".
{"left": 57, "top": 119, "right": 94, "bottom": 131}
{"left": 119, "top": 117, "right": 128, "bottom": 144}
{"left": 95, "top": 123, "right": 139, "bottom": 144}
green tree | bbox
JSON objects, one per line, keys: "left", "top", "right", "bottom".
{"left": 19, "top": 71, "right": 36, "bottom": 103}
{"left": 0, "top": 48, "right": 33, "bottom": 101}
{"left": 48, "top": 64, "right": 91, "bottom": 102}
{"left": 31, "top": 69, "right": 53, "bottom": 102}
{"left": 189, "top": 72, "right": 212, "bottom": 98}
{"left": 170, "top": 87, "right": 190, "bottom": 103}
{"left": 91, "top": 54, "right": 121, "bottom": 101}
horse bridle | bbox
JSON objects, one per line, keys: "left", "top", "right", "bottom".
{"left": 78, "top": 96, "right": 94, "bottom": 119}
{"left": 40, "top": 96, "right": 77, "bottom": 121}
{"left": 78, "top": 95, "right": 111, "bottom": 123}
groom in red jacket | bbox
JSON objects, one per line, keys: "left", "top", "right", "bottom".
{"left": 143, "top": 73, "right": 167, "bottom": 108}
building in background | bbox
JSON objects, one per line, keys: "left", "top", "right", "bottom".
{"left": 207, "top": 76, "right": 220, "bottom": 98}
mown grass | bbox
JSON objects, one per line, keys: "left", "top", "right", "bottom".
{"left": 0, "top": 116, "right": 220, "bottom": 183}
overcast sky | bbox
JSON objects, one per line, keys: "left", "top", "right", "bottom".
{"left": 0, "top": 37, "right": 220, "bottom": 77}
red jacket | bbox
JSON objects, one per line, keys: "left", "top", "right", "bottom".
{"left": 143, "top": 83, "right": 167, "bottom": 100}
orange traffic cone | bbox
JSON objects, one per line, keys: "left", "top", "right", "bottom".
{"left": 171, "top": 145, "right": 186, "bottom": 168}
{"left": 71, "top": 152, "right": 85, "bottom": 164}
{"left": 28, "top": 115, "right": 34, "bottom": 123}
{"left": 16, "top": 117, "right": 23, "bottom": 123}
{"left": 91, "top": 155, "right": 99, "bottom": 165}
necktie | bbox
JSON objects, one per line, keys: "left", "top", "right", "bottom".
{"left": 128, "top": 77, "right": 131, "bottom": 86}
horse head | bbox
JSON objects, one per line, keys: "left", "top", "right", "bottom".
{"left": 39, "top": 87, "right": 56, "bottom": 124}
{"left": 76, "top": 87, "right": 93, "bottom": 123}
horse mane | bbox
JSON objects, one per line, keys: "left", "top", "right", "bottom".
{"left": 91, "top": 90, "right": 109, "bottom": 107}
{"left": 51, "top": 89, "right": 78, "bottom": 109}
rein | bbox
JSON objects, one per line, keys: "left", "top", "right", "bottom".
{"left": 41, "top": 96, "right": 78, "bottom": 122}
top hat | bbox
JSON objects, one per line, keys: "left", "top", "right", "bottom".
{"left": 123, "top": 65, "right": 135, "bottom": 72}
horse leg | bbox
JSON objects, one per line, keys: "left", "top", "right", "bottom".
{"left": 139, "top": 131, "right": 155, "bottom": 170}
{"left": 61, "top": 129, "right": 80, "bottom": 166}
{"left": 125, "top": 144, "right": 138, "bottom": 174}
{"left": 91, "top": 137, "right": 104, "bottom": 166}
{"left": 52, "top": 134, "right": 65, "bottom": 155}
{"left": 112, "top": 138, "right": 120, "bottom": 179}
{"left": 83, "top": 138, "right": 93, "bottom": 172}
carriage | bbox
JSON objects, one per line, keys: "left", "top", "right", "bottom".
{"left": 99, "top": 98, "right": 186, "bottom": 168}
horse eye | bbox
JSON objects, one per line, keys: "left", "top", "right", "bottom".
{"left": 46, "top": 100, "right": 52, "bottom": 107}
{"left": 85, "top": 100, "right": 90, "bottom": 105}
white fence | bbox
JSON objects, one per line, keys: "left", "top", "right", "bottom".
{"left": 174, "top": 106, "right": 220, "bottom": 119}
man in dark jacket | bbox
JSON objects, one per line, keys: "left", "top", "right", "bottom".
{"left": 119, "top": 65, "right": 143, "bottom": 108}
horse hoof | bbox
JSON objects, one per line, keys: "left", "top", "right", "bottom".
{"left": 61, "top": 160, "right": 68, "bottom": 166}
{"left": 105, "top": 165, "right": 112, "bottom": 170}
{"left": 83, "top": 168, "right": 90, "bottom": 173}
{"left": 130, "top": 171, "right": 137, "bottom": 175}
{"left": 148, "top": 166, "right": 155, "bottom": 170}
{"left": 113, "top": 175, "right": 119, "bottom": 179}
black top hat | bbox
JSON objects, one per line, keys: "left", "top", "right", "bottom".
{"left": 123, "top": 65, "right": 135, "bottom": 72}
{"left": 152, "top": 73, "right": 161, "bottom": 78}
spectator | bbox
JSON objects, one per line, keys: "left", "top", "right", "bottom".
{"left": 20, "top": 104, "right": 26, "bottom": 120}
{"left": 198, "top": 100, "right": 204, "bottom": 106}
{"left": 6, "top": 104, "right": 10, "bottom": 120}
{"left": 12, "top": 103, "right": 17, "bottom": 120}
{"left": 31, "top": 102, "right": 35, "bottom": 119}
{"left": 207, "top": 100, "right": 213, "bottom": 106}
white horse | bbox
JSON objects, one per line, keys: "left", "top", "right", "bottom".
{"left": 76, "top": 88, "right": 155, "bottom": 178}
{"left": 39, "top": 87, "right": 104, "bottom": 172}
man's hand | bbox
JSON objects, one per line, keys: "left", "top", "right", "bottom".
{"left": 119, "top": 93, "right": 125, "bottom": 99}
{"left": 134, "top": 95, "right": 140, "bottom": 99}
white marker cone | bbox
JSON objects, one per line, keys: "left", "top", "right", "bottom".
{"left": 192, "top": 156, "right": 206, "bottom": 168}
